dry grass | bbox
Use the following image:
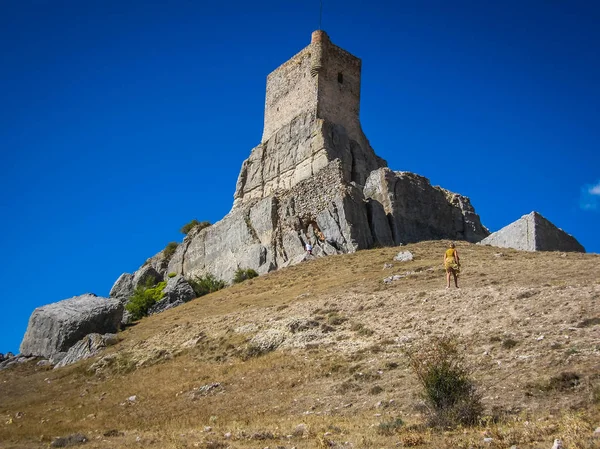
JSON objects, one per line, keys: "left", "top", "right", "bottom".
{"left": 1, "top": 241, "right": 599, "bottom": 448}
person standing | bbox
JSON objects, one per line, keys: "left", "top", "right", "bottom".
{"left": 444, "top": 242, "right": 460, "bottom": 288}
{"left": 305, "top": 242, "right": 313, "bottom": 255}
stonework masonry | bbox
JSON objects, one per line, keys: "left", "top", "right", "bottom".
{"left": 262, "top": 31, "right": 362, "bottom": 144}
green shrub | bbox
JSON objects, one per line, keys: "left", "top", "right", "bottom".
{"left": 163, "top": 242, "right": 178, "bottom": 259}
{"left": 405, "top": 335, "right": 482, "bottom": 428}
{"left": 187, "top": 274, "right": 227, "bottom": 297}
{"left": 233, "top": 268, "right": 259, "bottom": 284}
{"left": 180, "top": 219, "right": 211, "bottom": 235}
{"left": 167, "top": 272, "right": 177, "bottom": 278}
{"left": 125, "top": 281, "right": 167, "bottom": 321}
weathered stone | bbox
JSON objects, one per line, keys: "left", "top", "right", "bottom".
{"left": 363, "top": 168, "right": 489, "bottom": 244}
{"left": 163, "top": 275, "right": 195, "bottom": 304}
{"left": 20, "top": 294, "right": 123, "bottom": 358}
{"left": 394, "top": 251, "right": 414, "bottom": 262}
{"left": 149, "top": 299, "right": 184, "bottom": 315}
{"left": 132, "top": 265, "right": 163, "bottom": 290}
{"left": 147, "top": 275, "right": 194, "bottom": 315}
{"left": 109, "top": 273, "right": 134, "bottom": 301}
{"left": 479, "top": 212, "right": 585, "bottom": 252}
{"left": 54, "top": 333, "right": 118, "bottom": 369}
{"left": 50, "top": 433, "right": 87, "bottom": 447}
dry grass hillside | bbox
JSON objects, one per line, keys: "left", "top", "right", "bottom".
{"left": 1, "top": 241, "right": 599, "bottom": 449}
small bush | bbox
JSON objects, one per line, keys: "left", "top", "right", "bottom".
{"left": 188, "top": 274, "right": 227, "bottom": 297}
{"left": 502, "top": 338, "right": 518, "bottom": 349}
{"left": 405, "top": 335, "right": 482, "bottom": 428}
{"left": 163, "top": 242, "right": 178, "bottom": 259}
{"left": 126, "top": 281, "right": 167, "bottom": 321}
{"left": 180, "top": 219, "right": 211, "bottom": 235}
{"left": 167, "top": 272, "right": 177, "bottom": 278}
{"left": 377, "top": 417, "right": 404, "bottom": 435}
{"left": 233, "top": 268, "right": 259, "bottom": 284}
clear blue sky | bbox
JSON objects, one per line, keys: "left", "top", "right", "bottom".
{"left": 1, "top": 1, "right": 599, "bottom": 354}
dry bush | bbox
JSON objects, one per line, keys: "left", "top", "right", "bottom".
{"left": 405, "top": 334, "right": 483, "bottom": 428}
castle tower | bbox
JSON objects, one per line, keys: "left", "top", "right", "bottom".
{"left": 235, "top": 31, "right": 386, "bottom": 207}
{"left": 262, "top": 31, "right": 362, "bottom": 143}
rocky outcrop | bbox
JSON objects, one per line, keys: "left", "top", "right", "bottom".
{"left": 20, "top": 294, "right": 123, "bottom": 358}
{"left": 479, "top": 212, "right": 585, "bottom": 252}
{"left": 148, "top": 275, "right": 195, "bottom": 315}
{"left": 364, "top": 168, "right": 489, "bottom": 244}
{"left": 109, "top": 273, "right": 134, "bottom": 302}
{"left": 54, "top": 333, "right": 119, "bottom": 369}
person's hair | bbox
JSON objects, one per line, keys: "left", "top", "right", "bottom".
{"left": 449, "top": 242, "right": 456, "bottom": 248}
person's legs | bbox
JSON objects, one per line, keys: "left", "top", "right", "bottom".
{"left": 453, "top": 270, "right": 459, "bottom": 288}
{"left": 446, "top": 269, "right": 451, "bottom": 288}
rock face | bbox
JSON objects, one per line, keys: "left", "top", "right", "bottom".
{"left": 20, "top": 294, "right": 123, "bottom": 358}
{"left": 54, "top": 333, "right": 118, "bottom": 369}
{"left": 479, "top": 211, "right": 585, "bottom": 252}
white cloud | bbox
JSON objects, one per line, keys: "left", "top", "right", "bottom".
{"left": 580, "top": 180, "right": 600, "bottom": 210}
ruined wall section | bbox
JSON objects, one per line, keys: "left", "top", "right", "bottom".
{"left": 262, "top": 48, "right": 317, "bottom": 142}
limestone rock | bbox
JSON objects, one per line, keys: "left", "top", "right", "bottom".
{"left": 132, "top": 265, "right": 163, "bottom": 290}
{"left": 109, "top": 273, "right": 134, "bottom": 301}
{"left": 364, "top": 168, "right": 489, "bottom": 244}
{"left": 479, "top": 212, "right": 584, "bottom": 252}
{"left": 20, "top": 294, "right": 123, "bottom": 358}
{"left": 394, "top": 251, "right": 414, "bottom": 262}
{"left": 148, "top": 275, "right": 195, "bottom": 315}
{"left": 163, "top": 275, "right": 195, "bottom": 304}
{"left": 54, "top": 333, "right": 118, "bottom": 369}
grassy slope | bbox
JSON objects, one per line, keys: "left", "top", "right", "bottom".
{"left": 1, "top": 241, "right": 599, "bottom": 448}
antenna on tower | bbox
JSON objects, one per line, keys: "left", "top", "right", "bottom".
{"left": 319, "top": 0, "right": 323, "bottom": 30}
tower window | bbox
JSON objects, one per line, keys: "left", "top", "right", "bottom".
{"left": 337, "top": 72, "right": 343, "bottom": 84}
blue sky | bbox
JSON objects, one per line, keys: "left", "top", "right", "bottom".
{"left": 1, "top": 0, "right": 599, "bottom": 354}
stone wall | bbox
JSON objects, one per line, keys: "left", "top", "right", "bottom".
{"left": 317, "top": 41, "right": 362, "bottom": 143}
{"left": 262, "top": 48, "right": 317, "bottom": 142}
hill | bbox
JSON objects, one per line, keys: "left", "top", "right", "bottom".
{"left": 1, "top": 241, "right": 599, "bottom": 449}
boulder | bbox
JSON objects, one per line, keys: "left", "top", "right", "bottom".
{"left": 479, "top": 212, "right": 585, "bottom": 252}
{"left": 20, "top": 294, "right": 123, "bottom": 358}
{"left": 54, "top": 333, "right": 118, "bottom": 369}
{"left": 109, "top": 273, "right": 134, "bottom": 301}
{"left": 131, "top": 265, "right": 163, "bottom": 290}
{"left": 148, "top": 275, "right": 195, "bottom": 315}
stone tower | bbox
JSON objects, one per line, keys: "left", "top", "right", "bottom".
{"left": 262, "top": 31, "right": 362, "bottom": 144}
{"left": 234, "top": 31, "right": 386, "bottom": 207}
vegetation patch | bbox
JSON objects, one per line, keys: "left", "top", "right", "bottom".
{"left": 233, "top": 268, "right": 259, "bottom": 284}
{"left": 188, "top": 273, "right": 227, "bottom": 297}
{"left": 163, "top": 241, "right": 178, "bottom": 259}
{"left": 405, "top": 335, "right": 483, "bottom": 428}
{"left": 502, "top": 338, "right": 518, "bottom": 349}
{"left": 126, "top": 281, "right": 167, "bottom": 320}
{"left": 377, "top": 417, "right": 404, "bottom": 435}
{"left": 180, "top": 219, "right": 211, "bottom": 235}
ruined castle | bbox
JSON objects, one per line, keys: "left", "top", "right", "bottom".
{"left": 151, "top": 30, "right": 488, "bottom": 284}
